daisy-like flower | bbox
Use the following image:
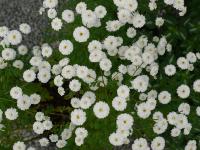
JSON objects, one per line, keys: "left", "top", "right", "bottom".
{"left": 23, "top": 69, "right": 36, "bottom": 82}
{"left": 19, "top": 23, "right": 31, "bottom": 34}
{"left": 93, "top": 101, "right": 110, "bottom": 119}
{"left": 59, "top": 40, "right": 73, "bottom": 55}
{"left": 5, "top": 108, "right": 18, "bottom": 120}
{"left": 112, "top": 96, "right": 127, "bottom": 111}
{"left": 10, "top": 86, "right": 23, "bottom": 100}
{"left": 69, "top": 79, "right": 81, "bottom": 92}
{"left": 193, "top": 79, "right": 200, "bottom": 93}
{"left": 51, "top": 17, "right": 63, "bottom": 31}
{"left": 109, "top": 132, "right": 124, "bottom": 146}
{"left": 116, "top": 113, "right": 134, "bottom": 130}
{"left": 164, "top": 65, "right": 176, "bottom": 76}
{"left": 73, "top": 26, "right": 90, "bottom": 43}
{"left": 13, "top": 141, "right": 26, "bottom": 150}
{"left": 62, "top": 10, "right": 75, "bottom": 23}
{"left": 7, "top": 30, "right": 22, "bottom": 45}
{"left": 71, "top": 109, "right": 86, "bottom": 126}
{"left": 177, "top": 84, "right": 190, "bottom": 99}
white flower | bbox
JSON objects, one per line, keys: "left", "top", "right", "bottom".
{"left": 23, "top": 69, "right": 36, "bottom": 82}
{"left": 71, "top": 109, "right": 86, "bottom": 126}
{"left": 116, "top": 113, "right": 134, "bottom": 130}
{"left": 148, "top": 90, "right": 158, "bottom": 99}
{"left": 81, "top": 10, "right": 97, "bottom": 28}
{"left": 132, "top": 13, "right": 146, "bottom": 28}
{"left": 2, "top": 48, "right": 16, "bottom": 61}
{"left": 61, "top": 65, "right": 75, "bottom": 79}
{"left": 103, "top": 36, "right": 118, "bottom": 50}
{"left": 127, "top": 27, "right": 136, "bottom": 38}
{"left": 93, "top": 101, "right": 110, "bottom": 119}
{"left": 43, "top": 0, "right": 58, "bottom": 8}
{"left": 0, "top": 26, "right": 8, "bottom": 37}
{"left": 17, "top": 94, "right": 31, "bottom": 110}
{"left": 69, "top": 79, "right": 81, "bottom": 92}
{"left": 186, "top": 52, "right": 197, "bottom": 63}
{"left": 132, "top": 138, "right": 149, "bottom": 150}
{"left": 155, "top": 17, "right": 164, "bottom": 27}
{"left": 19, "top": 23, "right": 31, "bottom": 34}
{"left": 30, "top": 56, "right": 42, "bottom": 66}
{"left": 13, "top": 60, "right": 24, "bottom": 69}
{"left": 62, "top": 10, "right": 75, "bottom": 23}
{"left": 142, "top": 52, "right": 154, "bottom": 64}
{"left": 171, "top": 128, "right": 181, "bottom": 137}
{"left": 43, "top": 120, "right": 53, "bottom": 130}
{"left": 124, "top": 0, "right": 138, "bottom": 11}
{"left": 131, "top": 75, "right": 149, "bottom": 92}
{"left": 153, "top": 111, "right": 164, "bottom": 121}
{"left": 88, "top": 40, "right": 102, "bottom": 53}
{"left": 37, "top": 69, "right": 51, "bottom": 83}
{"left": 109, "top": 132, "right": 124, "bottom": 146}
{"left": 56, "top": 140, "right": 67, "bottom": 148}
{"left": 75, "top": 127, "right": 88, "bottom": 139}
{"left": 33, "top": 121, "right": 44, "bottom": 134}
{"left": 196, "top": 106, "right": 200, "bottom": 116}
{"left": 49, "top": 134, "right": 58, "bottom": 142}
{"left": 71, "top": 98, "right": 80, "bottom": 108}
{"left": 193, "top": 79, "right": 200, "bottom": 93}
{"left": 118, "top": 65, "right": 127, "bottom": 74}
{"left": 83, "top": 91, "right": 96, "bottom": 104}
{"left": 94, "top": 5, "right": 107, "bottom": 18}
{"left": 80, "top": 96, "right": 92, "bottom": 109}
{"left": 35, "top": 112, "right": 45, "bottom": 121}
{"left": 75, "top": 136, "right": 84, "bottom": 146}
{"left": 112, "top": 96, "right": 127, "bottom": 111}
{"left": 137, "top": 103, "right": 151, "bottom": 119}
{"left": 39, "top": 138, "right": 49, "bottom": 147}
{"left": 147, "top": 98, "right": 157, "bottom": 110}
{"left": 89, "top": 50, "right": 103, "bottom": 62}
{"left": 178, "top": 103, "right": 190, "bottom": 115}
{"left": 167, "top": 112, "right": 178, "bottom": 125}
{"left": 47, "top": 8, "right": 57, "bottom": 19}
{"left": 73, "top": 26, "right": 90, "bottom": 43}
{"left": 75, "top": 2, "right": 87, "bottom": 14}
{"left": 151, "top": 137, "right": 165, "bottom": 150}
{"left": 177, "top": 84, "right": 190, "bottom": 99}
{"left": 41, "top": 45, "right": 53, "bottom": 57}
{"left": 158, "top": 91, "right": 171, "bottom": 104}
{"left": 100, "top": 58, "right": 112, "bottom": 71}
{"left": 7, "top": 30, "right": 22, "bottom": 45}
{"left": 185, "top": 140, "right": 197, "bottom": 150}
{"left": 176, "top": 114, "right": 188, "bottom": 129}
{"left": 117, "top": 9, "right": 131, "bottom": 23}
{"left": 58, "top": 87, "right": 65, "bottom": 96}
{"left": 10, "top": 86, "right": 23, "bottom": 100}
{"left": 13, "top": 141, "right": 26, "bottom": 150}
{"left": 30, "top": 93, "right": 41, "bottom": 105}
{"left": 164, "top": 0, "right": 174, "bottom": 5}
{"left": 61, "top": 129, "right": 72, "bottom": 140}
{"left": 117, "top": 85, "right": 130, "bottom": 98}
{"left": 177, "top": 57, "right": 189, "bottom": 70}
{"left": 5, "top": 108, "right": 18, "bottom": 120}
{"left": 76, "top": 66, "right": 88, "bottom": 79}
{"left": 51, "top": 17, "right": 62, "bottom": 31}
{"left": 164, "top": 65, "right": 176, "bottom": 76}
{"left": 54, "top": 75, "right": 63, "bottom": 87}
{"left": 153, "top": 119, "right": 168, "bottom": 134}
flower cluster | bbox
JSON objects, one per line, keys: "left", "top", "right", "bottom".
{"left": 1, "top": 0, "right": 200, "bottom": 150}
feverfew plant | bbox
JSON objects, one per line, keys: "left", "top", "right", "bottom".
{"left": 0, "top": 0, "right": 200, "bottom": 150}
